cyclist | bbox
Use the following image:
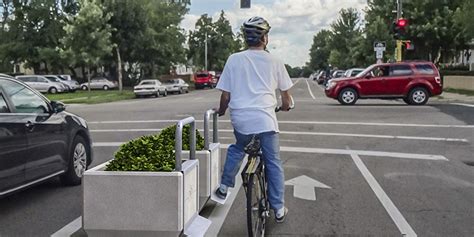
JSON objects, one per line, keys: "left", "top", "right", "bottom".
{"left": 214, "top": 16, "right": 293, "bottom": 223}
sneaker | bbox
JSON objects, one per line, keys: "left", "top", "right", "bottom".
{"left": 275, "top": 207, "right": 288, "bottom": 223}
{"left": 215, "top": 187, "right": 227, "bottom": 199}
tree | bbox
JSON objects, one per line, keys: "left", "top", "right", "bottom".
{"left": 328, "top": 8, "right": 362, "bottom": 69}
{"left": 456, "top": 0, "right": 474, "bottom": 40}
{"left": 307, "top": 29, "right": 332, "bottom": 71}
{"left": 188, "top": 11, "right": 240, "bottom": 71}
{"left": 60, "top": 0, "right": 113, "bottom": 95}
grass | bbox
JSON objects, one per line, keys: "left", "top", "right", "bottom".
{"left": 45, "top": 89, "right": 135, "bottom": 104}
{"left": 443, "top": 88, "right": 474, "bottom": 96}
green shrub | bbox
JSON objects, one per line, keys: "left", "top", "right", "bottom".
{"left": 440, "top": 70, "right": 474, "bottom": 76}
{"left": 105, "top": 124, "right": 205, "bottom": 172}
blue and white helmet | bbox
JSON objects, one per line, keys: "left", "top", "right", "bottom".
{"left": 243, "top": 16, "right": 271, "bottom": 46}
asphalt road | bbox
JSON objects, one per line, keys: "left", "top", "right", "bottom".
{"left": 0, "top": 78, "right": 473, "bottom": 237}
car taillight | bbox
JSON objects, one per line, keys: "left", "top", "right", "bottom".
{"left": 435, "top": 76, "right": 442, "bottom": 85}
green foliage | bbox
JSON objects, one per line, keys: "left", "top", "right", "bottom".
{"left": 60, "top": 0, "right": 114, "bottom": 67}
{"left": 187, "top": 11, "right": 241, "bottom": 71}
{"left": 455, "top": 0, "right": 474, "bottom": 40}
{"left": 105, "top": 124, "right": 205, "bottom": 172}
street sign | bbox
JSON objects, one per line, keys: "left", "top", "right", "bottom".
{"left": 373, "top": 42, "right": 386, "bottom": 52}
{"left": 376, "top": 50, "right": 384, "bottom": 59}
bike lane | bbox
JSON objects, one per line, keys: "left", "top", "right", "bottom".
{"left": 214, "top": 151, "right": 400, "bottom": 236}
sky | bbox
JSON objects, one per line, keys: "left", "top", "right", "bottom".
{"left": 180, "top": 0, "right": 368, "bottom": 67}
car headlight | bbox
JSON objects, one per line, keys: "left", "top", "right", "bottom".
{"left": 326, "top": 81, "right": 337, "bottom": 90}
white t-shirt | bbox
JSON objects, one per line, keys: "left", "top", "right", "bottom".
{"left": 216, "top": 49, "right": 293, "bottom": 135}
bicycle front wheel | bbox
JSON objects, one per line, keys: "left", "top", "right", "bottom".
{"left": 246, "top": 172, "right": 267, "bottom": 237}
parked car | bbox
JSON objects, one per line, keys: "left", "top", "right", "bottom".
{"left": 58, "top": 75, "right": 73, "bottom": 81}
{"left": 194, "top": 71, "right": 217, "bottom": 89}
{"left": 46, "top": 75, "right": 80, "bottom": 92}
{"left": 332, "top": 70, "right": 346, "bottom": 78}
{"left": 134, "top": 79, "right": 167, "bottom": 98}
{"left": 315, "top": 71, "right": 327, "bottom": 84}
{"left": 325, "top": 61, "right": 442, "bottom": 105}
{"left": 15, "top": 75, "right": 66, "bottom": 94}
{"left": 163, "top": 78, "right": 189, "bottom": 94}
{"left": 80, "top": 77, "right": 116, "bottom": 91}
{"left": 44, "top": 75, "right": 72, "bottom": 92}
{"left": 0, "top": 76, "right": 93, "bottom": 197}
{"left": 343, "top": 68, "right": 365, "bottom": 78}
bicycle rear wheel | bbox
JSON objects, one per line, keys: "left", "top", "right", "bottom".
{"left": 246, "top": 172, "right": 267, "bottom": 237}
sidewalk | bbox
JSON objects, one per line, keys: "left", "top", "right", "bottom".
{"left": 433, "top": 92, "right": 474, "bottom": 103}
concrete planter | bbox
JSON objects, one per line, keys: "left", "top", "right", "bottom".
{"left": 183, "top": 142, "right": 220, "bottom": 210}
{"left": 82, "top": 117, "right": 201, "bottom": 236}
{"left": 82, "top": 160, "right": 199, "bottom": 236}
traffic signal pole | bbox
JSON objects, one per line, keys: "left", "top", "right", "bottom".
{"left": 396, "top": 0, "right": 403, "bottom": 62}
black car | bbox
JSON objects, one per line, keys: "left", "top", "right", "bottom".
{"left": 0, "top": 76, "right": 92, "bottom": 197}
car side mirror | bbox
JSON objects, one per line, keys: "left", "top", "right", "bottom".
{"left": 50, "top": 101, "right": 66, "bottom": 113}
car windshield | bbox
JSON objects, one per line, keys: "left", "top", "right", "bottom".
{"left": 139, "top": 81, "right": 155, "bottom": 85}
{"left": 167, "top": 80, "right": 178, "bottom": 84}
{"left": 197, "top": 74, "right": 208, "bottom": 77}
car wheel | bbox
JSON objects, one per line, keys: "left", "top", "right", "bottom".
{"left": 403, "top": 97, "right": 410, "bottom": 104}
{"left": 60, "top": 136, "right": 90, "bottom": 186}
{"left": 49, "top": 87, "right": 58, "bottom": 94}
{"left": 338, "top": 88, "right": 358, "bottom": 105}
{"left": 408, "top": 87, "right": 429, "bottom": 105}
{"left": 103, "top": 85, "right": 109, "bottom": 90}
{"left": 179, "top": 87, "right": 183, "bottom": 94}
{"left": 163, "top": 90, "right": 168, "bottom": 97}
{"left": 185, "top": 88, "right": 189, "bottom": 93}
{"left": 81, "top": 85, "right": 88, "bottom": 90}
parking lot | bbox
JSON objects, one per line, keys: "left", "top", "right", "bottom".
{"left": 1, "top": 78, "right": 473, "bottom": 236}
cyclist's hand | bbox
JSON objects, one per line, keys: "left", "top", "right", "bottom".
{"left": 213, "top": 107, "right": 225, "bottom": 117}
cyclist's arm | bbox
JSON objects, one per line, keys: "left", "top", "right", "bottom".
{"left": 280, "top": 90, "right": 292, "bottom": 111}
{"left": 217, "top": 91, "right": 230, "bottom": 116}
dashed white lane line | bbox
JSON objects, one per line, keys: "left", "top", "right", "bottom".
{"left": 304, "top": 79, "right": 316, "bottom": 100}
{"left": 92, "top": 143, "right": 448, "bottom": 161}
{"left": 50, "top": 217, "right": 81, "bottom": 237}
{"left": 451, "top": 103, "right": 474, "bottom": 108}
{"left": 87, "top": 119, "right": 474, "bottom": 129}
{"left": 89, "top": 128, "right": 468, "bottom": 143}
{"left": 350, "top": 152, "right": 417, "bottom": 237}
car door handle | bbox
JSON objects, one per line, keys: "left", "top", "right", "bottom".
{"left": 25, "top": 121, "right": 35, "bottom": 132}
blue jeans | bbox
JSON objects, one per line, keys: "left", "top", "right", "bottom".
{"left": 220, "top": 130, "right": 285, "bottom": 211}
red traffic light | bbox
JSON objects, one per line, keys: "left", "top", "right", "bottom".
{"left": 397, "top": 18, "right": 408, "bottom": 27}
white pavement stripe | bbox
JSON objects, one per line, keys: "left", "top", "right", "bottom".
{"left": 89, "top": 128, "right": 468, "bottom": 143}
{"left": 88, "top": 119, "right": 474, "bottom": 128}
{"left": 350, "top": 153, "right": 417, "bottom": 237}
{"left": 206, "top": 156, "right": 247, "bottom": 236}
{"left": 50, "top": 217, "right": 81, "bottom": 237}
{"left": 92, "top": 143, "right": 448, "bottom": 161}
{"left": 305, "top": 79, "right": 316, "bottom": 100}
{"left": 451, "top": 103, "right": 474, "bottom": 108}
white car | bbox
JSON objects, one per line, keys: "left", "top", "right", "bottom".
{"left": 134, "top": 79, "right": 167, "bottom": 98}
{"left": 343, "top": 68, "right": 365, "bottom": 78}
{"left": 80, "top": 78, "right": 116, "bottom": 90}
{"left": 46, "top": 75, "right": 80, "bottom": 92}
{"left": 163, "top": 78, "right": 189, "bottom": 94}
{"left": 15, "top": 75, "right": 66, "bottom": 94}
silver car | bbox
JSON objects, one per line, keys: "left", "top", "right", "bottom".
{"left": 80, "top": 78, "right": 116, "bottom": 90}
{"left": 15, "top": 75, "right": 66, "bottom": 94}
{"left": 46, "top": 75, "right": 80, "bottom": 92}
{"left": 163, "top": 78, "right": 189, "bottom": 94}
{"left": 134, "top": 79, "right": 167, "bottom": 98}
{"left": 343, "top": 68, "right": 365, "bottom": 78}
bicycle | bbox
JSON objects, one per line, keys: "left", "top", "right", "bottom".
{"left": 241, "top": 96, "right": 294, "bottom": 237}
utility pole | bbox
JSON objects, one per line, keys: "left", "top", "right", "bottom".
{"left": 396, "top": 0, "right": 403, "bottom": 62}
{"left": 204, "top": 31, "right": 208, "bottom": 71}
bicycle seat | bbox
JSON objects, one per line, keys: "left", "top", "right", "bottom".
{"left": 244, "top": 136, "right": 261, "bottom": 155}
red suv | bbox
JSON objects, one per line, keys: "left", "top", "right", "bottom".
{"left": 325, "top": 61, "right": 442, "bottom": 105}
{"left": 194, "top": 71, "right": 217, "bottom": 89}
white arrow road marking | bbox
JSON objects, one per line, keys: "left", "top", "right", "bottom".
{"left": 285, "top": 175, "right": 331, "bottom": 201}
